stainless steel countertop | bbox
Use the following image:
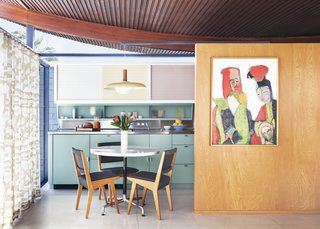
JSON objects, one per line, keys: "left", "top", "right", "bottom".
{"left": 48, "top": 129, "right": 194, "bottom": 135}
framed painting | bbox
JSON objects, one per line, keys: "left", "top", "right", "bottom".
{"left": 211, "top": 58, "right": 278, "bottom": 145}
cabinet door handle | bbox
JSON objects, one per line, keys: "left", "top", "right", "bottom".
{"left": 184, "top": 145, "right": 189, "bottom": 148}
{"left": 184, "top": 135, "right": 188, "bottom": 137}
{"left": 184, "top": 164, "right": 188, "bottom": 167}
{"left": 87, "top": 157, "right": 90, "bottom": 162}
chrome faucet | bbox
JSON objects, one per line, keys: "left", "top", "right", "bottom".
{"left": 145, "top": 122, "right": 150, "bottom": 131}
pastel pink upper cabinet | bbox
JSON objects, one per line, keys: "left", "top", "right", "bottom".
{"left": 151, "top": 65, "right": 195, "bottom": 100}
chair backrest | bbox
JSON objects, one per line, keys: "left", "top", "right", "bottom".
{"left": 155, "top": 148, "right": 177, "bottom": 185}
{"left": 161, "top": 148, "right": 177, "bottom": 173}
{"left": 97, "top": 142, "right": 123, "bottom": 163}
{"left": 72, "top": 147, "right": 92, "bottom": 185}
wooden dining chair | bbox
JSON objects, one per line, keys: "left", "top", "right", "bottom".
{"left": 96, "top": 142, "right": 139, "bottom": 203}
{"left": 127, "top": 148, "right": 177, "bottom": 220}
{"left": 72, "top": 147, "right": 120, "bottom": 219}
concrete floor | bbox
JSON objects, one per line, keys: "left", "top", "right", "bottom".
{"left": 13, "top": 186, "right": 320, "bottom": 229}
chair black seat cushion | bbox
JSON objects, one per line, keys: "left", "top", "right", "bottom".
{"left": 78, "top": 170, "right": 117, "bottom": 188}
{"left": 101, "top": 166, "right": 139, "bottom": 176}
{"left": 129, "top": 171, "right": 170, "bottom": 190}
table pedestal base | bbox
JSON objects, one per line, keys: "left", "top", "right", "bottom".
{"left": 101, "top": 194, "right": 145, "bottom": 216}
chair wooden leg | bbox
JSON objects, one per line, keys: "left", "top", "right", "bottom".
{"left": 108, "top": 184, "right": 112, "bottom": 204}
{"left": 110, "top": 183, "right": 120, "bottom": 214}
{"left": 101, "top": 186, "right": 108, "bottom": 205}
{"left": 165, "top": 185, "right": 173, "bottom": 210}
{"left": 75, "top": 185, "right": 82, "bottom": 210}
{"left": 135, "top": 185, "right": 139, "bottom": 205}
{"left": 141, "top": 187, "right": 148, "bottom": 206}
{"left": 152, "top": 190, "right": 161, "bottom": 220}
{"left": 98, "top": 187, "right": 101, "bottom": 200}
{"left": 85, "top": 189, "right": 94, "bottom": 219}
{"left": 127, "top": 182, "right": 137, "bottom": 215}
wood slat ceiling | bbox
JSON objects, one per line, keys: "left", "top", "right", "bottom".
{"left": 1, "top": 0, "right": 320, "bottom": 54}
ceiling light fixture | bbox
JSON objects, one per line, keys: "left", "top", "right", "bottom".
{"left": 104, "top": 69, "right": 146, "bottom": 94}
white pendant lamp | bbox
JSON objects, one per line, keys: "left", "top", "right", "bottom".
{"left": 105, "top": 69, "right": 146, "bottom": 94}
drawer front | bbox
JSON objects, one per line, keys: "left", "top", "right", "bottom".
{"left": 90, "top": 134, "right": 121, "bottom": 148}
{"left": 173, "top": 144, "right": 194, "bottom": 164}
{"left": 150, "top": 135, "right": 172, "bottom": 172}
{"left": 128, "top": 135, "right": 150, "bottom": 147}
{"left": 128, "top": 135, "right": 150, "bottom": 172}
{"left": 172, "top": 164, "right": 194, "bottom": 184}
{"left": 172, "top": 134, "right": 194, "bottom": 145}
{"left": 89, "top": 134, "right": 121, "bottom": 160}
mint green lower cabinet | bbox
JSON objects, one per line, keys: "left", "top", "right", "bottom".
{"left": 52, "top": 135, "right": 89, "bottom": 185}
{"left": 172, "top": 164, "right": 194, "bottom": 184}
{"left": 89, "top": 134, "right": 121, "bottom": 172}
{"left": 49, "top": 133, "right": 194, "bottom": 188}
{"left": 149, "top": 135, "right": 172, "bottom": 172}
{"left": 172, "top": 134, "right": 194, "bottom": 145}
{"left": 89, "top": 134, "right": 121, "bottom": 161}
{"left": 90, "top": 134, "right": 121, "bottom": 148}
{"left": 90, "top": 134, "right": 122, "bottom": 183}
{"left": 173, "top": 144, "right": 194, "bottom": 164}
{"left": 171, "top": 134, "right": 194, "bottom": 187}
{"left": 89, "top": 160, "right": 99, "bottom": 173}
{"left": 128, "top": 135, "right": 150, "bottom": 172}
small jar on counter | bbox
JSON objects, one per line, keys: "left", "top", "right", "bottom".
{"left": 93, "top": 118, "right": 100, "bottom": 129}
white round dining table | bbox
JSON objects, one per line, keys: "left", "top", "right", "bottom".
{"left": 90, "top": 145, "right": 160, "bottom": 216}
{"left": 90, "top": 146, "right": 159, "bottom": 158}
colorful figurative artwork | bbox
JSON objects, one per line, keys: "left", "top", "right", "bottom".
{"left": 211, "top": 58, "right": 278, "bottom": 145}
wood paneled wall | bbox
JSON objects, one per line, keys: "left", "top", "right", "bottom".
{"left": 194, "top": 44, "right": 320, "bottom": 213}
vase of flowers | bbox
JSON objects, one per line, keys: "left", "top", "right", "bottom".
{"left": 120, "top": 130, "right": 128, "bottom": 150}
{"left": 111, "top": 112, "right": 136, "bottom": 150}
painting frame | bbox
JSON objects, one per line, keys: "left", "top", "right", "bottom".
{"left": 210, "top": 57, "right": 279, "bottom": 146}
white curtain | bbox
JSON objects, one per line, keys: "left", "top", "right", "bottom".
{"left": 0, "top": 32, "right": 40, "bottom": 229}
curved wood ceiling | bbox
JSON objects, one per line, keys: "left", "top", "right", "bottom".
{"left": 1, "top": 0, "right": 320, "bottom": 54}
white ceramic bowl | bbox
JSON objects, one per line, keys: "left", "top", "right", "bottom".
{"left": 163, "top": 125, "right": 171, "bottom": 131}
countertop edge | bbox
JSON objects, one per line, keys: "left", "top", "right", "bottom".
{"left": 48, "top": 130, "right": 194, "bottom": 135}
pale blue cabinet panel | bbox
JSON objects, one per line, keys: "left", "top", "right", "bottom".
{"left": 171, "top": 134, "right": 194, "bottom": 185}
{"left": 128, "top": 135, "right": 150, "bottom": 172}
{"left": 89, "top": 134, "right": 121, "bottom": 161}
{"left": 172, "top": 134, "right": 194, "bottom": 145}
{"left": 53, "top": 135, "right": 89, "bottom": 184}
{"left": 172, "top": 164, "right": 194, "bottom": 184}
{"left": 149, "top": 135, "right": 172, "bottom": 172}
{"left": 50, "top": 133, "right": 194, "bottom": 187}
{"left": 173, "top": 144, "right": 194, "bottom": 164}
{"left": 90, "top": 134, "right": 122, "bottom": 183}
{"left": 89, "top": 160, "right": 99, "bottom": 173}
{"left": 90, "top": 134, "right": 121, "bottom": 148}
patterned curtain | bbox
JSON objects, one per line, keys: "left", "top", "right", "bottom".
{"left": 0, "top": 32, "right": 40, "bottom": 229}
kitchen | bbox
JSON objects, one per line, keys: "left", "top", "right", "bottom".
{"left": 48, "top": 63, "right": 195, "bottom": 190}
